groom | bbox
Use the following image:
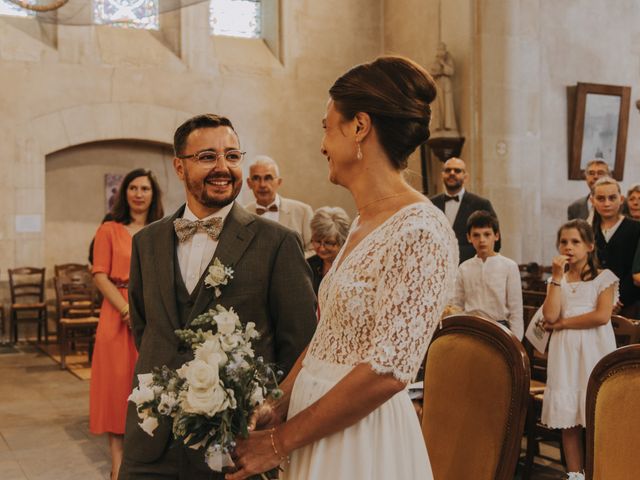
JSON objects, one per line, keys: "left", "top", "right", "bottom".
{"left": 119, "top": 114, "right": 317, "bottom": 479}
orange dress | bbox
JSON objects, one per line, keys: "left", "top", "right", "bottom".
{"left": 89, "top": 221, "right": 139, "bottom": 435}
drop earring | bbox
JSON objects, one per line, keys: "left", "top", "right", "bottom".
{"left": 356, "top": 142, "right": 363, "bottom": 161}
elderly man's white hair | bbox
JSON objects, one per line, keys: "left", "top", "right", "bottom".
{"left": 250, "top": 155, "right": 280, "bottom": 177}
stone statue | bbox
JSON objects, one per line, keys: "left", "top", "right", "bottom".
{"left": 429, "top": 42, "right": 459, "bottom": 137}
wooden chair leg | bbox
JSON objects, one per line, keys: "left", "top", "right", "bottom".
{"left": 11, "top": 311, "right": 17, "bottom": 344}
{"left": 43, "top": 309, "right": 48, "bottom": 345}
{"left": 60, "top": 326, "right": 67, "bottom": 370}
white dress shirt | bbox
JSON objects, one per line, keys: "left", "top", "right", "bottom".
{"left": 444, "top": 188, "right": 465, "bottom": 226}
{"left": 449, "top": 253, "right": 524, "bottom": 340}
{"left": 177, "top": 202, "right": 233, "bottom": 294}
{"left": 601, "top": 216, "right": 624, "bottom": 242}
{"left": 257, "top": 194, "right": 281, "bottom": 223}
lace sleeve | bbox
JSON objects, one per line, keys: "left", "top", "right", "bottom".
{"left": 597, "top": 269, "right": 620, "bottom": 306}
{"left": 367, "top": 225, "right": 455, "bottom": 383}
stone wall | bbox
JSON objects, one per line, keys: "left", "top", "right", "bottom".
{"left": 0, "top": 0, "right": 383, "bottom": 277}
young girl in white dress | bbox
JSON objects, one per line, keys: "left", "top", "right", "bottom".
{"left": 542, "top": 219, "right": 618, "bottom": 480}
{"left": 225, "top": 57, "right": 458, "bottom": 480}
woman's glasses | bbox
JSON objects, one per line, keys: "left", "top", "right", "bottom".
{"left": 312, "top": 239, "right": 339, "bottom": 249}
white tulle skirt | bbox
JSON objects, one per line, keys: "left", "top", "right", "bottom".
{"left": 281, "top": 355, "right": 432, "bottom": 480}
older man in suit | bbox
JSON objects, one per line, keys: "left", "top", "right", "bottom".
{"left": 245, "top": 156, "right": 314, "bottom": 254}
{"left": 567, "top": 158, "right": 610, "bottom": 221}
{"left": 430, "top": 157, "right": 499, "bottom": 263}
{"left": 119, "top": 114, "right": 317, "bottom": 479}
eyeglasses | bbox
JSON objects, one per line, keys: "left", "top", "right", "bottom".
{"left": 443, "top": 167, "right": 464, "bottom": 174}
{"left": 177, "top": 150, "right": 245, "bottom": 167}
{"left": 312, "top": 239, "right": 339, "bottom": 249}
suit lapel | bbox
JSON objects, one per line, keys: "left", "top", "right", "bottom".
{"left": 186, "top": 203, "right": 256, "bottom": 325}
{"left": 432, "top": 194, "right": 445, "bottom": 212}
{"left": 453, "top": 194, "right": 473, "bottom": 235}
{"left": 278, "top": 198, "right": 292, "bottom": 229}
{"left": 154, "top": 207, "right": 184, "bottom": 331}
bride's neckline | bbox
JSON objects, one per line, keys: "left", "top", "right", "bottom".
{"left": 332, "top": 201, "right": 428, "bottom": 273}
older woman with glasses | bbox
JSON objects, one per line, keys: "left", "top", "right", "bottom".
{"left": 307, "top": 207, "right": 352, "bottom": 294}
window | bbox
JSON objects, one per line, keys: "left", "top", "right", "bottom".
{"left": 209, "top": 0, "right": 261, "bottom": 39}
{"left": 94, "top": 0, "right": 159, "bottom": 30}
{"left": 0, "top": 0, "right": 35, "bottom": 18}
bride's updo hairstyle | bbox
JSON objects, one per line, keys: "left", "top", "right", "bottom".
{"left": 329, "top": 56, "right": 437, "bottom": 170}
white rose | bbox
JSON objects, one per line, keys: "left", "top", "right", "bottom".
{"left": 215, "top": 309, "right": 239, "bottom": 336}
{"left": 183, "top": 384, "right": 231, "bottom": 416}
{"left": 129, "top": 384, "right": 155, "bottom": 404}
{"left": 206, "top": 262, "right": 228, "bottom": 287}
{"left": 183, "top": 359, "right": 219, "bottom": 390}
{"left": 219, "top": 333, "right": 242, "bottom": 352}
{"left": 195, "top": 338, "right": 228, "bottom": 368}
{"left": 249, "top": 385, "right": 264, "bottom": 406}
{"left": 139, "top": 416, "right": 159, "bottom": 436}
{"left": 137, "top": 373, "right": 154, "bottom": 388}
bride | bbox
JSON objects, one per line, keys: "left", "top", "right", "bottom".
{"left": 226, "top": 56, "right": 458, "bottom": 480}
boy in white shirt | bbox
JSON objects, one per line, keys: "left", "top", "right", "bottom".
{"left": 450, "top": 210, "right": 524, "bottom": 339}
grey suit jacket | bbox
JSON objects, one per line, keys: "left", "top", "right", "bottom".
{"left": 245, "top": 197, "right": 314, "bottom": 253}
{"left": 568, "top": 195, "right": 590, "bottom": 220}
{"left": 123, "top": 202, "right": 317, "bottom": 463}
{"left": 430, "top": 191, "right": 500, "bottom": 263}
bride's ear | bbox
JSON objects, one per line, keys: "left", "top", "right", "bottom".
{"left": 354, "top": 112, "right": 372, "bottom": 141}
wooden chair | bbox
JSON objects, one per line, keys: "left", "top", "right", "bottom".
{"left": 585, "top": 344, "right": 640, "bottom": 479}
{"left": 54, "top": 263, "right": 90, "bottom": 277}
{"left": 610, "top": 314, "right": 640, "bottom": 347}
{"left": 422, "top": 315, "right": 530, "bottom": 480}
{"left": 54, "top": 269, "right": 99, "bottom": 369}
{"left": 8, "top": 267, "right": 47, "bottom": 343}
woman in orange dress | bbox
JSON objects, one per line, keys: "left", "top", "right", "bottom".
{"left": 89, "top": 168, "right": 164, "bottom": 480}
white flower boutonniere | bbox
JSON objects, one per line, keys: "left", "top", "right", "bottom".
{"left": 204, "top": 258, "right": 234, "bottom": 298}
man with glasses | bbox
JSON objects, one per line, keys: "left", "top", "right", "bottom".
{"left": 430, "top": 157, "right": 499, "bottom": 263}
{"left": 568, "top": 158, "right": 611, "bottom": 221}
{"left": 245, "top": 155, "right": 314, "bottom": 254}
{"left": 119, "top": 114, "right": 317, "bottom": 479}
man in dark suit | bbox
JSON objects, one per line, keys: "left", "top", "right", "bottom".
{"left": 430, "top": 157, "right": 499, "bottom": 263}
{"left": 119, "top": 114, "right": 317, "bottom": 479}
{"left": 567, "top": 158, "right": 610, "bottom": 221}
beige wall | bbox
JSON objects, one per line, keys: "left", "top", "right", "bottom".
{"left": 2, "top": 0, "right": 639, "bottom": 274}
{"left": 45, "top": 140, "right": 181, "bottom": 273}
{"left": 0, "top": 0, "right": 382, "bottom": 278}
{"left": 384, "top": 0, "right": 640, "bottom": 263}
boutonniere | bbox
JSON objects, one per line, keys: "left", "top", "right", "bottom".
{"left": 204, "top": 258, "right": 234, "bottom": 298}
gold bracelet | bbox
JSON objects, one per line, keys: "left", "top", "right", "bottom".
{"left": 269, "top": 428, "right": 290, "bottom": 464}
{"left": 120, "top": 304, "right": 129, "bottom": 317}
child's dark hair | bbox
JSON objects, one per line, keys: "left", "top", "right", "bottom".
{"left": 466, "top": 210, "right": 499, "bottom": 235}
{"left": 556, "top": 219, "right": 599, "bottom": 281}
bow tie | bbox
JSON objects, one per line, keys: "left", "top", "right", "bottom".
{"left": 256, "top": 205, "right": 278, "bottom": 215}
{"left": 173, "top": 217, "right": 223, "bottom": 243}
{"left": 444, "top": 195, "right": 460, "bottom": 203}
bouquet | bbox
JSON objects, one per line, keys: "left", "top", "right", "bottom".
{"left": 128, "top": 261, "right": 282, "bottom": 478}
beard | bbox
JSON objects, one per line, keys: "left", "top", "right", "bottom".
{"left": 185, "top": 169, "right": 241, "bottom": 209}
{"left": 444, "top": 177, "right": 463, "bottom": 192}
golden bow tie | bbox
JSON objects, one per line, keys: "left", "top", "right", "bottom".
{"left": 256, "top": 205, "right": 278, "bottom": 215}
{"left": 173, "top": 217, "right": 223, "bottom": 242}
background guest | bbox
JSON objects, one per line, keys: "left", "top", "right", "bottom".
{"left": 626, "top": 184, "right": 640, "bottom": 221}
{"left": 245, "top": 155, "right": 315, "bottom": 254}
{"left": 307, "top": 206, "right": 351, "bottom": 294}
{"left": 591, "top": 176, "right": 640, "bottom": 317}
{"left": 449, "top": 210, "right": 523, "bottom": 339}
{"left": 430, "top": 157, "right": 500, "bottom": 263}
{"left": 568, "top": 158, "right": 610, "bottom": 221}
{"left": 89, "top": 168, "right": 164, "bottom": 480}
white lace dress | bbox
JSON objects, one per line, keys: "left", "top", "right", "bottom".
{"left": 541, "top": 270, "right": 618, "bottom": 429}
{"left": 282, "top": 202, "right": 458, "bottom": 480}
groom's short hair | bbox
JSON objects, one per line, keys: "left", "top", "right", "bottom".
{"left": 173, "top": 114, "right": 237, "bottom": 156}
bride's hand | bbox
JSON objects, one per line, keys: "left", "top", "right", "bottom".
{"left": 225, "top": 429, "right": 285, "bottom": 480}
{"left": 248, "top": 401, "right": 283, "bottom": 432}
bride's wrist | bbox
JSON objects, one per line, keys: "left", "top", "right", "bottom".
{"left": 269, "top": 426, "right": 291, "bottom": 463}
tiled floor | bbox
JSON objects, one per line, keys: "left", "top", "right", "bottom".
{"left": 0, "top": 344, "right": 111, "bottom": 480}
{"left": 0, "top": 342, "right": 566, "bottom": 480}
